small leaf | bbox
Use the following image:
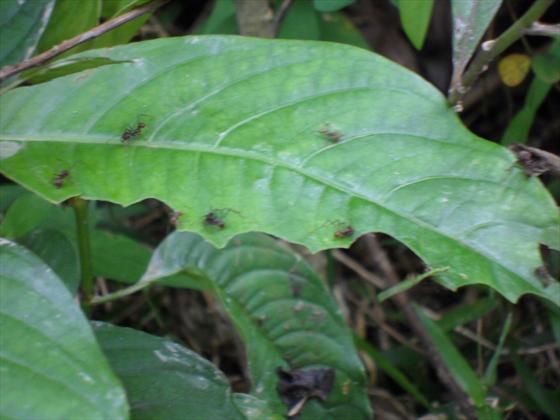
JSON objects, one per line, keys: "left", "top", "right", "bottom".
{"left": 451, "top": 0, "right": 502, "bottom": 81}
{"left": 532, "top": 38, "right": 560, "bottom": 84}
{"left": 0, "top": 0, "right": 55, "bottom": 67}
{"left": 399, "top": 0, "right": 434, "bottom": 50}
{"left": 93, "top": 322, "right": 260, "bottom": 420}
{"left": 416, "top": 306, "right": 486, "bottom": 407}
{"left": 501, "top": 77, "right": 551, "bottom": 145}
{"left": 498, "top": 53, "right": 531, "bottom": 87}
{"left": 0, "top": 239, "right": 128, "bottom": 419}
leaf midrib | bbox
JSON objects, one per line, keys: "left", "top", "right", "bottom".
{"left": 0, "top": 135, "right": 529, "bottom": 287}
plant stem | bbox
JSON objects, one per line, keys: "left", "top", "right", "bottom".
{"left": 449, "top": 0, "right": 554, "bottom": 105}
{"left": 91, "top": 280, "right": 153, "bottom": 305}
{"left": 71, "top": 198, "right": 94, "bottom": 306}
{"left": 0, "top": 0, "right": 169, "bottom": 82}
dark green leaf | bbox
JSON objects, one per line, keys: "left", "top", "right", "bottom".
{"left": 513, "top": 356, "right": 560, "bottom": 420}
{"left": 0, "top": 0, "right": 55, "bottom": 67}
{"left": 195, "top": 0, "right": 238, "bottom": 35}
{"left": 278, "top": 0, "right": 320, "bottom": 40}
{"left": 93, "top": 322, "right": 272, "bottom": 420}
{"left": 354, "top": 335, "right": 430, "bottom": 409}
{"left": 532, "top": 38, "right": 560, "bottom": 84}
{"left": 398, "top": 0, "right": 434, "bottom": 50}
{"left": 436, "top": 298, "right": 498, "bottom": 331}
{"left": 0, "top": 239, "right": 128, "bottom": 419}
{"left": 416, "top": 306, "right": 486, "bottom": 407}
{"left": 501, "top": 77, "right": 551, "bottom": 145}
{"left": 313, "top": 0, "right": 354, "bottom": 13}
{"left": 36, "top": 0, "right": 101, "bottom": 54}
{"left": 125, "top": 232, "right": 371, "bottom": 418}
{"left": 318, "top": 12, "right": 369, "bottom": 49}
{"left": 0, "top": 36, "right": 558, "bottom": 305}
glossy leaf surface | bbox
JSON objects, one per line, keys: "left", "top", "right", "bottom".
{"left": 0, "top": 240, "right": 128, "bottom": 419}
{"left": 93, "top": 322, "right": 273, "bottom": 420}
{"left": 137, "top": 231, "right": 371, "bottom": 418}
{"left": 0, "top": 36, "right": 558, "bottom": 305}
{"left": 0, "top": 0, "right": 54, "bottom": 67}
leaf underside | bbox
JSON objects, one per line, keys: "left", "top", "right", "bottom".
{"left": 0, "top": 36, "right": 558, "bottom": 305}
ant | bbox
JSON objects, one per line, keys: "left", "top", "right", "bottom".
{"left": 53, "top": 169, "right": 70, "bottom": 189}
{"left": 204, "top": 211, "right": 225, "bottom": 229}
{"left": 121, "top": 121, "right": 146, "bottom": 144}
{"left": 319, "top": 126, "right": 342, "bottom": 143}
{"left": 334, "top": 225, "right": 354, "bottom": 238}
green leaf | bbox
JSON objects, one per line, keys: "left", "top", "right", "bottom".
{"left": 0, "top": 184, "right": 26, "bottom": 212}
{"left": 278, "top": 0, "right": 320, "bottom": 40}
{"left": 532, "top": 38, "right": 560, "bottom": 84}
{"left": 451, "top": 0, "right": 502, "bottom": 81}
{"left": 0, "top": 192, "right": 151, "bottom": 285}
{"left": 36, "top": 0, "right": 101, "bottom": 54}
{"left": 501, "top": 76, "right": 551, "bottom": 145}
{"left": 416, "top": 306, "right": 486, "bottom": 407}
{"left": 124, "top": 231, "right": 371, "bottom": 418}
{"left": 483, "top": 312, "right": 512, "bottom": 388}
{"left": 513, "top": 356, "right": 560, "bottom": 420}
{"left": 354, "top": 335, "right": 430, "bottom": 409}
{"left": 93, "top": 322, "right": 271, "bottom": 420}
{"left": 19, "top": 228, "right": 80, "bottom": 293}
{"left": 0, "top": 239, "right": 128, "bottom": 419}
{"left": 398, "top": 0, "right": 434, "bottom": 50}
{"left": 313, "top": 0, "right": 354, "bottom": 13}
{"left": 378, "top": 266, "right": 449, "bottom": 302}
{"left": 436, "top": 297, "right": 497, "bottom": 331}
{"left": 0, "top": 36, "right": 558, "bottom": 305}
{"left": 318, "top": 12, "right": 369, "bottom": 49}
{"left": 0, "top": 0, "right": 55, "bottom": 67}
{"left": 195, "top": 0, "right": 238, "bottom": 35}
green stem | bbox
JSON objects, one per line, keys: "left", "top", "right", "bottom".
{"left": 90, "top": 280, "right": 153, "bottom": 305}
{"left": 71, "top": 198, "right": 94, "bottom": 307}
{"left": 449, "top": 0, "right": 554, "bottom": 105}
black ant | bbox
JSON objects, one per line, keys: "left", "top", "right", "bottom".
{"left": 53, "top": 169, "right": 70, "bottom": 189}
{"left": 319, "top": 126, "right": 342, "bottom": 143}
{"left": 204, "top": 212, "right": 225, "bottom": 229}
{"left": 121, "top": 121, "right": 146, "bottom": 144}
{"left": 334, "top": 225, "right": 354, "bottom": 238}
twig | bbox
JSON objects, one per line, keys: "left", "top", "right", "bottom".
{"left": 0, "top": 0, "right": 168, "bottom": 82}
{"left": 331, "top": 249, "right": 387, "bottom": 289}
{"left": 272, "top": 0, "right": 294, "bottom": 36}
{"left": 448, "top": 0, "right": 554, "bottom": 105}
{"left": 233, "top": 0, "right": 275, "bottom": 38}
{"left": 523, "top": 22, "right": 560, "bottom": 37}
{"left": 363, "top": 234, "right": 478, "bottom": 419}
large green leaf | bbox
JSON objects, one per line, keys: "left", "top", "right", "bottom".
{"left": 0, "top": 239, "right": 128, "bottom": 419}
{"left": 0, "top": 36, "right": 558, "bottom": 305}
{"left": 93, "top": 322, "right": 277, "bottom": 420}
{"left": 0, "top": 0, "right": 55, "bottom": 67}
{"left": 129, "top": 231, "right": 371, "bottom": 418}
